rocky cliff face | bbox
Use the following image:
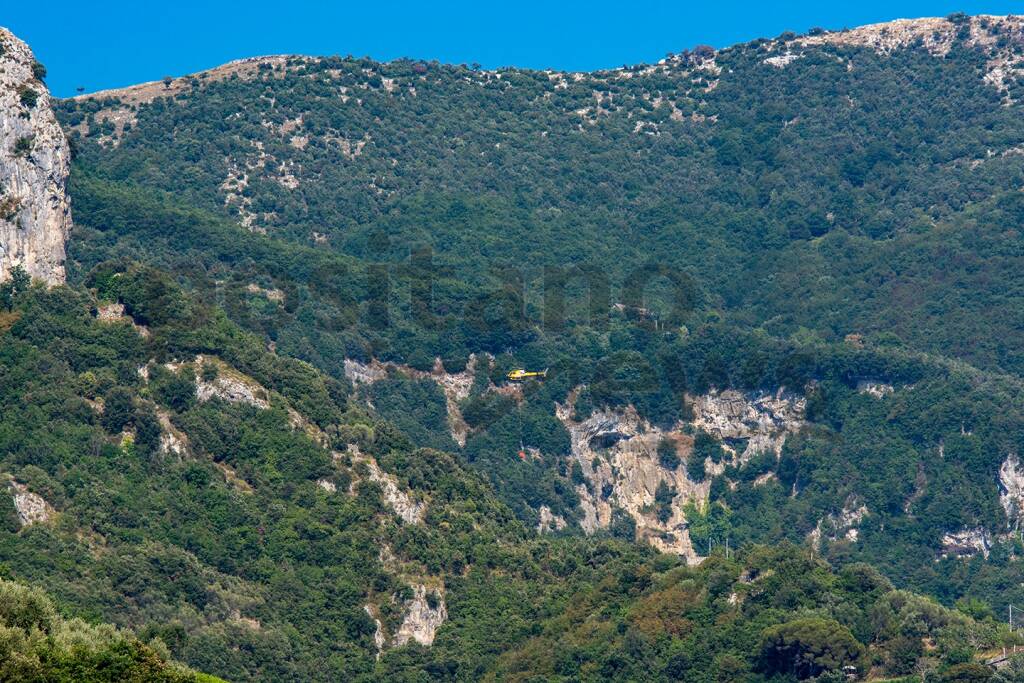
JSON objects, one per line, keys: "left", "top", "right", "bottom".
{"left": 556, "top": 396, "right": 706, "bottom": 561}
{"left": 808, "top": 496, "right": 868, "bottom": 550}
{"left": 690, "top": 388, "right": 806, "bottom": 465}
{"left": 393, "top": 585, "right": 447, "bottom": 647}
{"left": 7, "top": 478, "right": 53, "bottom": 527}
{"left": 556, "top": 386, "right": 806, "bottom": 563}
{"left": 0, "top": 28, "right": 70, "bottom": 284}
{"left": 342, "top": 444, "right": 427, "bottom": 525}
{"left": 1000, "top": 453, "right": 1024, "bottom": 531}
{"left": 942, "top": 527, "right": 993, "bottom": 558}
{"left": 344, "top": 355, "right": 483, "bottom": 447}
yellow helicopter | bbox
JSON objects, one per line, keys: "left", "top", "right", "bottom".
{"left": 506, "top": 368, "right": 548, "bottom": 382}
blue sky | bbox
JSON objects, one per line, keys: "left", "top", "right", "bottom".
{"left": 7, "top": 1, "right": 1024, "bottom": 98}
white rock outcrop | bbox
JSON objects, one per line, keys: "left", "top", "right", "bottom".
{"left": 536, "top": 505, "right": 567, "bottom": 534}
{"left": 7, "top": 479, "right": 53, "bottom": 526}
{"left": 557, "top": 387, "right": 805, "bottom": 562}
{"left": 344, "top": 445, "right": 426, "bottom": 524}
{"left": 343, "top": 358, "right": 388, "bottom": 386}
{"left": 96, "top": 302, "right": 150, "bottom": 337}
{"left": 764, "top": 53, "right": 802, "bottom": 68}
{"left": 0, "top": 28, "right": 70, "bottom": 284}
{"left": 857, "top": 380, "right": 895, "bottom": 398}
{"left": 809, "top": 496, "right": 868, "bottom": 550}
{"left": 156, "top": 409, "right": 189, "bottom": 458}
{"left": 195, "top": 361, "right": 270, "bottom": 409}
{"left": 1000, "top": 453, "right": 1024, "bottom": 531}
{"left": 160, "top": 356, "right": 272, "bottom": 410}
{"left": 690, "top": 388, "right": 806, "bottom": 464}
{"left": 364, "top": 605, "right": 385, "bottom": 658}
{"left": 941, "top": 527, "right": 992, "bottom": 559}
{"left": 96, "top": 302, "right": 126, "bottom": 321}
{"left": 393, "top": 585, "right": 447, "bottom": 647}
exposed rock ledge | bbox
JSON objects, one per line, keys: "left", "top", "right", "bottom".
{"left": 364, "top": 605, "right": 385, "bottom": 658}
{"left": 536, "top": 505, "right": 567, "bottom": 534}
{"left": 393, "top": 585, "right": 447, "bottom": 647}
{"left": 941, "top": 527, "right": 992, "bottom": 559}
{"left": 857, "top": 380, "right": 895, "bottom": 398}
{"left": 1000, "top": 453, "right": 1024, "bottom": 531}
{"left": 194, "top": 357, "right": 271, "bottom": 409}
{"left": 690, "top": 388, "right": 806, "bottom": 464}
{"left": 808, "top": 496, "right": 868, "bottom": 550}
{"left": 0, "top": 27, "right": 71, "bottom": 284}
{"left": 364, "top": 584, "right": 447, "bottom": 655}
{"left": 557, "top": 386, "right": 806, "bottom": 563}
{"left": 344, "top": 356, "right": 482, "bottom": 447}
{"left": 6, "top": 479, "right": 53, "bottom": 527}
{"left": 95, "top": 302, "right": 150, "bottom": 337}
{"left": 156, "top": 408, "right": 189, "bottom": 458}
{"left": 343, "top": 445, "right": 426, "bottom": 524}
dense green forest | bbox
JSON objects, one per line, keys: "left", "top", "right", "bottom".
{"left": 0, "top": 575, "right": 211, "bottom": 681}
{"left": 5, "top": 11, "right": 1024, "bottom": 681}
{"left": 60, "top": 15, "right": 1024, "bottom": 376}
{"left": 4, "top": 267, "right": 1007, "bottom": 680}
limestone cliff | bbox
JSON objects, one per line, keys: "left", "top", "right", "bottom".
{"left": 556, "top": 386, "right": 806, "bottom": 563}
{"left": 342, "top": 444, "right": 427, "bottom": 525}
{"left": 808, "top": 496, "right": 868, "bottom": 550}
{"left": 344, "top": 355, "right": 482, "bottom": 447}
{"left": 0, "top": 28, "right": 70, "bottom": 284}
{"left": 690, "top": 388, "right": 806, "bottom": 464}
{"left": 393, "top": 585, "right": 447, "bottom": 647}
{"left": 1000, "top": 453, "right": 1024, "bottom": 531}
{"left": 6, "top": 478, "right": 53, "bottom": 527}
{"left": 942, "top": 527, "right": 992, "bottom": 558}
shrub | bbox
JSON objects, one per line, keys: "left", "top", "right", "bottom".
{"left": 151, "top": 365, "right": 197, "bottom": 412}
{"left": 12, "top": 135, "right": 32, "bottom": 157}
{"left": 658, "top": 438, "right": 680, "bottom": 470}
{"left": 200, "top": 362, "right": 218, "bottom": 382}
{"left": 134, "top": 408, "right": 162, "bottom": 455}
{"left": 687, "top": 453, "right": 706, "bottom": 482}
{"left": 101, "top": 386, "right": 136, "bottom": 433}
{"left": 654, "top": 481, "right": 675, "bottom": 523}
{"left": 17, "top": 85, "right": 38, "bottom": 109}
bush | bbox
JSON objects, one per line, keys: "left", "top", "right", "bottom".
{"left": 658, "top": 438, "right": 680, "bottom": 470}
{"left": 12, "top": 136, "right": 33, "bottom": 158}
{"left": 200, "top": 362, "right": 218, "bottom": 382}
{"left": 101, "top": 386, "right": 136, "bottom": 433}
{"left": 134, "top": 408, "right": 162, "bottom": 455}
{"left": 17, "top": 85, "right": 38, "bottom": 109}
{"left": 654, "top": 481, "right": 675, "bottom": 523}
{"left": 151, "top": 365, "right": 197, "bottom": 413}
{"left": 693, "top": 430, "right": 726, "bottom": 465}
{"left": 687, "top": 452, "right": 705, "bottom": 482}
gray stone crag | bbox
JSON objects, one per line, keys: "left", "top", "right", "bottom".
{"left": 0, "top": 28, "right": 70, "bottom": 284}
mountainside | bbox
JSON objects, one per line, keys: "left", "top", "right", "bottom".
{"left": 3, "top": 13, "right": 1024, "bottom": 682}
{"left": 62, "top": 14, "right": 1024, "bottom": 374}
